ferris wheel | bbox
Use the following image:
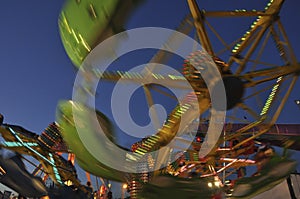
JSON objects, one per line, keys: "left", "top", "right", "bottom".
{"left": 56, "top": 0, "right": 300, "bottom": 198}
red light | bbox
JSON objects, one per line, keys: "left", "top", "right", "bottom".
{"left": 196, "top": 137, "right": 201, "bottom": 142}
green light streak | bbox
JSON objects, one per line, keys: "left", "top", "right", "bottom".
{"left": 260, "top": 76, "right": 282, "bottom": 116}
{"left": 232, "top": 0, "right": 274, "bottom": 53}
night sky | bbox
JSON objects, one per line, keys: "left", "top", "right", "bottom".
{"left": 0, "top": 0, "right": 299, "bottom": 197}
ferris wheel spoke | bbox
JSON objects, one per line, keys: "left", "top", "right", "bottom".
{"left": 236, "top": 103, "right": 261, "bottom": 121}
{"left": 277, "top": 20, "right": 298, "bottom": 65}
{"left": 99, "top": 70, "right": 193, "bottom": 89}
{"left": 269, "top": 76, "right": 299, "bottom": 124}
{"left": 204, "top": 20, "right": 230, "bottom": 52}
{"left": 148, "top": 84, "right": 178, "bottom": 101}
{"left": 241, "top": 65, "right": 299, "bottom": 87}
{"left": 247, "top": 59, "right": 280, "bottom": 68}
{"left": 187, "top": 0, "right": 214, "bottom": 56}
{"left": 141, "top": 15, "right": 194, "bottom": 77}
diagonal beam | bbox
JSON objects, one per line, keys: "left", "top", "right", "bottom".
{"left": 187, "top": 0, "right": 214, "bottom": 56}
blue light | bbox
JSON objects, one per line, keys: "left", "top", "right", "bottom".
{"left": 49, "top": 153, "right": 63, "bottom": 184}
{"left": 8, "top": 127, "right": 54, "bottom": 166}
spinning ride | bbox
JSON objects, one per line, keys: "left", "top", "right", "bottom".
{"left": 57, "top": 0, "right": 300, "bottom": 198}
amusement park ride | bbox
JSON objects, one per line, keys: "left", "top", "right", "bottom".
{"left": 0, "top": 0, "right": 300, "bottom": 198}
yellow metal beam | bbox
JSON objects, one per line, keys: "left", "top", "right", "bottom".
{"left": 187, "top": 0, "right": 214, "bottom": 56}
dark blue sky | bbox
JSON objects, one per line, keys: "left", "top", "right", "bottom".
{"left": 0, "top": 0, "right": 299, "bottom": 195}
{"left": 0, "top": 0, "right": 299, "bottom": 134}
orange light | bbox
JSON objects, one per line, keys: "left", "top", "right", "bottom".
{"left": 122, "top": 184, "right": 128, "bottom": 189}
{"left": 100, "top": 185, "right": 106, "bottom": 195}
